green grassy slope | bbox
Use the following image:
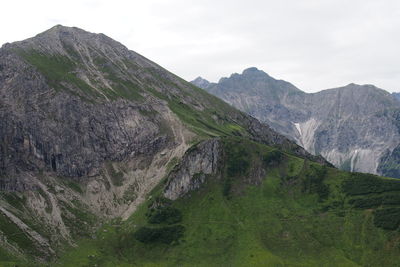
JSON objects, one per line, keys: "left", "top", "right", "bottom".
{"left": 55, "top": 138, "right": 400, "bottom": 267}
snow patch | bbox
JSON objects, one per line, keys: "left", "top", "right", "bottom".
{"left": 293, "top": 118, "right": 320, "bottom": 154}
{"left": 294, "top": 122, "right": 302, "bottom": 136}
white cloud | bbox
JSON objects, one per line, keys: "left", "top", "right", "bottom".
{"left": 1, "top": 0, "right": 399, "bottom": 92}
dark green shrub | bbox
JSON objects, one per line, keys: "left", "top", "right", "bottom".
{"left": 349, "top": 193, "right": 400, "bottom": 209}
{"left": 263, "top": 150, "right": 283, "bottom": 166}
{"left": 383, "top": 194, "right": 400, "bottom": 205}
{"left": 133, "top": 225, "right": 185, "bottom": 244}
{"left": 302, "top": 165, "right": 329, "bottom": 201}
{"left": 342, "top": 173, "right": 400, "bottom": 196}
{"left": 147, "top": 196, "right": 173, "bottom": 209}
{"left": 147, "top": 206, "right": 182, "bottom": 225}
{"left": 373, "top": 208, "right": 400, "bottom": 230}
{"left": 223, "top": 177, "right": 233, "bottom": 197}
{"left": 226, "top": 147, "right": 250, "bottom": 177}
{"left": 349, "top": 197, "right": 383, "bottom": 209}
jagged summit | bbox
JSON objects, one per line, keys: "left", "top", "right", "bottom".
{"left": 36, "top": 25, "right": 123, "bottom": 49}
{"left": 240, "top": 67, "right": 275, "bottom": 80}
{"left": 205, "top": 67, "right": 303, "bottom": 99}
{"left": 4, "top": 24, "right": 158, "bottom": 76}
{"left": 220, "top": 67, "right": 270, "bottom": 80}
{"left": 41, "top": 24, "right": 87, "bottom": 35}
{"left": 9, "top": 25, "right": 130, "bottom": 57}
{"left": 242, "top": 66, "right": 264, "bottom": 75}
{"left": 26, "top": 24, "right": 110, "bottom": 43}
{"left": 191, "top": 76, "right": 211, "bottom": 89}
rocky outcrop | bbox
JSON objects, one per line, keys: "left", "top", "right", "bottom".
{"left": 164, "top": 139, "right": 221, "bottom": 200}
{"left": 195, "top": 68, "right": 400, "bottom": 177}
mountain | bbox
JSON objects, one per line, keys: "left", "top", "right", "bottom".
{"left": 1, "top": 26, "right": 400, "bottom": 266}
{"left": 0, "top": 25, "right": 323, "bottom": 263}
{"left": 195, "top": 68, "right": 400, "bottom": 178}
{"left": 191, "top": 76, "right": 211, "bottom": 89}
{"left": 392, "top": 92, "right": 400, "bottom": 101}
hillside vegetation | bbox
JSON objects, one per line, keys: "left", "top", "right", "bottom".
{"left": 55, "top": 138, "right": 400, "bottom": 267}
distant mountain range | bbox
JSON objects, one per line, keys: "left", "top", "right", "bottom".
{"left": 192, "top": 68, "right": 400, "bottom": 178}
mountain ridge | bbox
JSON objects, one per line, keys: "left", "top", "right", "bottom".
{"left": 193, "top": 67, "right": 400, "bottom": 177}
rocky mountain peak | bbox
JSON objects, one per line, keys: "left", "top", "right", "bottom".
{"left": 41, "top": 24, "right": 87, "bottom": 36}
{"left": 239, "top": 67, "right": 275, "bottom": 81}
{"left": 191, "top": 76, "right": 211, "bottom": 89}
{"left": 242, "top": 66, "right": 264, "bottom": 75}
{"left": 205, "top": 67, "right": 303, "bottom": 100}
{"left": 9, "top": 25, "right": 132, "bottom": 62}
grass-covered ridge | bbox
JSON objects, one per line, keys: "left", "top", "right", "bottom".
{"left": 56, "top": 137, "right": 400, "bottom": 267}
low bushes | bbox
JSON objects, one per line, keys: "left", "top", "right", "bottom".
{"left": 133, "top": 225, "right": 185, "bottom": 244}
{"left": 302, "top": 165, "right": 329, "bottom": 201}
{"left": 263, "top": 150, "right": 283, "bottom": 166}
{"left": 135, "top": 202, "right": 185, "bottom": 244}
{"left": 147, "top": 206, "right": 182, "bottom": 225}
{"left": 373, "top": 208, "right": 400, "bottom": 230}
{"left": 349, "top": 193, "right": 400, "bottom": 209}
{"left": 342, "top": 173, "right": 400, "bottom": 196}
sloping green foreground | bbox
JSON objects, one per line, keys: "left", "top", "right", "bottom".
{"left": 50, "top": 138, "right": 400, "bottom": 267}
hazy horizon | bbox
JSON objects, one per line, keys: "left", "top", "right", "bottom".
{"left": 1, "top": 0, "right": 399, "bottom": 93}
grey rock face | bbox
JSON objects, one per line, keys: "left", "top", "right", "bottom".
{"left": 164, "top": 139, "right": 221, "bottom": 200}
{"left": 0, "top": 59, "right": 167, "bottom": 179}
{"left": 191, "top": 76, "right": 211, "bottom": 89}
{"left": 392, "top": 92, "right": 400, "bottom": 101}
{"left": 197, "top": 68, "right": 400, "bottom": 177}
{"left": 0, "top": 26, "right": 173, "bottom": 179}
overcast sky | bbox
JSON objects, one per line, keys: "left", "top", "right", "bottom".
{"left": 1, "top": 0, "right": 400, "bottom": 92}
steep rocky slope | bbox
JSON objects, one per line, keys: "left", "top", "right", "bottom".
{"left": 195, "top": 68, "right": 400, "bottom": 177}
{"left": 0, "top": 26, "right": 324, "bottom": 263}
